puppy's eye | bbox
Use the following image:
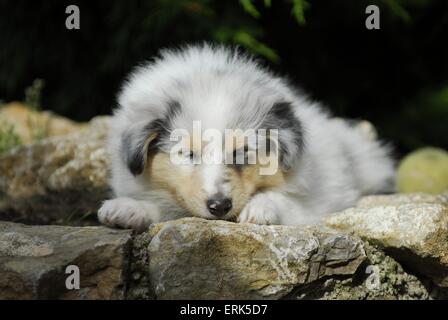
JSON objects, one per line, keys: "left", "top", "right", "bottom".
{"left": 179, "top": 150, "right": 195, "bottom": 160}
{"left": 232, "top": 145, "right": 250, "bottom": 165}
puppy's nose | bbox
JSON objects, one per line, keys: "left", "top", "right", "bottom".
{"left": 206, "top": 196, "right": 232, "bottom": 217}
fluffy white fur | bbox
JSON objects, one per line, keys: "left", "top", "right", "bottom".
{"left": 98, "top": 44, "right": 395, "bottom": 231}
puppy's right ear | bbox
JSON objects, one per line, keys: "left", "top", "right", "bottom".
{"left": 121, "top": 119, "right": 165, "bottom": 176}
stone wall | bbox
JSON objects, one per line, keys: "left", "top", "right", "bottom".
{"left": 2, "top": 199, "right": 447, "bottom": 300}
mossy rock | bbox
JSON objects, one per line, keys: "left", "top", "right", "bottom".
{"left": 397, "top": 147, "right": 448, "bottom": 194}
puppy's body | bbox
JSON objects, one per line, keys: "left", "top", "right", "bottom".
{"left": 99, "top": 44, "right": 395, "bottom": 231}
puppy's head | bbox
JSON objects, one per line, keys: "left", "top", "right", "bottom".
{"left": 117, "top": 45, "right": 303, "bottom": 220}
{"left": 120, "top": 101, "right": 303, "bottom": 221}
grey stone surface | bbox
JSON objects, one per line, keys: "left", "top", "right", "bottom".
{"left": 143, "top": 217, "right": 367, "bottom": 299}
{"left": 292, "top": 243, "right": 429, "bottom": 300}
{"left": 0, "top": 116, "right": 111, "bottom": 225}
{"left": 325, "top": 193, "right": 448, "bottom": 287}
{"left": 1, "top": 193, "right": 447, "bottom": 300}
{"left": 0, "top": 221, "right": 132, "bottom": 299}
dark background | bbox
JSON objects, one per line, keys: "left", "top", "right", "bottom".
{"left": 1, "top": 0, "right": 447, "bottom": 155}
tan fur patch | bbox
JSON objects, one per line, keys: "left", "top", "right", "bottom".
{"left": 146, "top": 152, "right": 207, "bottom": 216}
{"left": 144, "top": 139, "right": 286, "bottom": 219}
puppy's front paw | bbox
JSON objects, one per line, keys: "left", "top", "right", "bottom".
{"left": 237, "top": 194, "right": 280, "bottom": 225}
{"left": 98, "top": 198, "right": 158, "bottom": 232}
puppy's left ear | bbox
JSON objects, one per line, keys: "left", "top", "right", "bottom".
{"left": 264, "top": 102, "right": 304, "bottom": 171}
{"left": 121, "top": 119, "right": 165, "bottom": 176}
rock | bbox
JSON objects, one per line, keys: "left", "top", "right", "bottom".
{"left": 126, "top": 231, "right": 154, "bottom": 300}
{"left": 295, "top": 243, "right": 429, "bottom": 300}
{"left": 0, "top": 116, "right": 111, "bottom": 225}
{"left": 324, "top": 193, "right": 448, "bottom": 287}
{"left": 139, "top": 217, "right": 367, "bottom": 299}
{"left": 0, "top": 102, "right": 87, "bottom": 145}
{"left": 356, "top": 192, "right": 448, "bottom": 207}
{"left": 397, "top": 147, "right": 448, "bottom": 194}
{"left": 0, "top": 217, "right": 435, "bottom": 300}
{"left": 0, "top": 221, "right": 132, "bottom": 299}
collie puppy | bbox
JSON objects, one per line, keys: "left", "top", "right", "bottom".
{"left": 98, "top": 44, "right": 395, "bottom": 231}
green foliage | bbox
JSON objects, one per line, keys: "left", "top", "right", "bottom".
{"left": 0, "top": 79, "right": 49, "bottom": 155}
{"left": 239, "top": 0, "right": 261, "bottom": 18}
{"left": 62, "top": 209, "right": 96, "bottom": 226}
{"left": 237, "top": 0, "right": 310, "bottom": 58}
{"left": 382, "top": 0, "right": 411, "bottom": 23}
{"left": 291, "top": 0, "right": 310, "bottom": 25}
{"left": 233, "top": 31, "right": 279, "bottom": 63}
{"left": 239, "top": 0, "right": 310, "bottom": 25}
{"left": 27, "top": 116, "right": 49, "bottom": 142}
{"left": 24, "top": 79, "right": 45, "bottom": 111}
{"left": 24, "top": 79, "right": 48, "bottom": 142}
{"left": 0, "top": 121, "right": 22, "bottom": 155}
{"left": 394, "top": 85, "right": 448, "bottom": 150}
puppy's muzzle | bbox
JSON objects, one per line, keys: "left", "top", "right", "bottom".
{"left": 206, "top": 195, "right": 232, "bottom": 217}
